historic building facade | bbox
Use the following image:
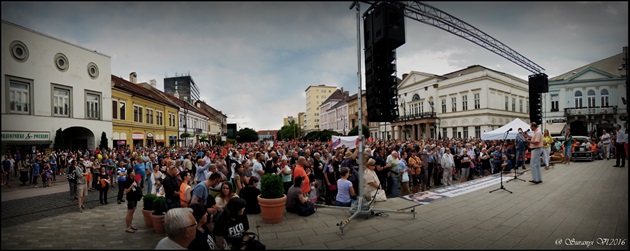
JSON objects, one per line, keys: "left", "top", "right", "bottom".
{"left": 2, "top": 20, "right": 112, "bottom": 152}
{"left": 393, "top": 66, "right": 530, "bottom": 140}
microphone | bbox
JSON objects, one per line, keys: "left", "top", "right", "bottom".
{"left": 525, "top": 129, "right": 530, "bottom": 133}
{"left": 506, "top": 128, "right": 513, "bottom": 132}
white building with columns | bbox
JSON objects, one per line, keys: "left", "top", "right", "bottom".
{"left": 2, "top": 20, "right": 112, "bottom": 152}
{"left": 392, "top": 66, "right": 530, "bottom": 140}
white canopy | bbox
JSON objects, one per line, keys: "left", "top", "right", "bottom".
{"left": 482, "top": 118, "right": 533, "bottom": 140}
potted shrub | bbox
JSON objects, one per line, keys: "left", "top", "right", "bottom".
{"left": 151, "top": 196, "right": 167, "bottom": 234}
{"left": 257, "top": 174, "right": 286, "bottom": 224}
{"left": 141, "top": 194, "right": 157, "bottom": 228}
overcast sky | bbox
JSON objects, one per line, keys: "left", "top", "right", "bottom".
{"left": 2, "top": 2, "right": 627, "bottom": 131}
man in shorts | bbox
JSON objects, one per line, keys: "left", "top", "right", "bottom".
{"left": 75, "top": 160, "right": 89, "bottom": 212}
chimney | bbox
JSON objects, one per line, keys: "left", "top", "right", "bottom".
{"left": 402, "top": 73, "right": 409, "bottom": 80}
{"left": 150, "top": 79, "right": 157, "bottom": 88}
{"left": 129, "top": 72, "right": 137, "bottom": 84}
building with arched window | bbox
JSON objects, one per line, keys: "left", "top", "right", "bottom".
{"left": 393, "top": 66, "right": 530, "bottom": 140}
{"left": 545, "top": 47, "right": 627, "bottom": 137}
{"left": 2, "top": 20, "right": 111, "bottom": 152}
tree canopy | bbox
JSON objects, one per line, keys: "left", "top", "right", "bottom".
{"left": 236, "top": 128, "right": 259, "bottom": 143}
{"left": 347, "top": 124, "right": 370, "bottom": 139}
{"left": 277, "top": 120, "right": 300, "bottom": 141}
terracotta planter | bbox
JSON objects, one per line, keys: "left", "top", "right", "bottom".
{"left": 151, "top": 214, "right": 165, "bottom": 234}
{"left": 141, "top": 209, "right": 154, "bottom": 228}
{"left": 257, "top": 195, "right": 286, "bottom": 224}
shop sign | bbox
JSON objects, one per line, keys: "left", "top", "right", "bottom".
{"left": 117, "top": 140, "right": 127, "bottom": 146}
{"left": 132, "top": 132, "right": 144, "bottom": 140}
{"left": 147, "top": 132, "right": 154, "bottom": 138}
{"left": 2, "top": 132, "right": 50, "bottom": 141}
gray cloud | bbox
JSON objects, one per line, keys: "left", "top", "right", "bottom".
{"left": 2, "top": 2, "right": 627, "bottom": 130}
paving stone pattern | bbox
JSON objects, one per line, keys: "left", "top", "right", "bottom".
{"left": 1, "top": 160, "right": 628, "bottom": 249}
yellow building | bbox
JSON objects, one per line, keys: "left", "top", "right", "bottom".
{"left": 304, "top": 85, "right": 337, "bottom": 132}
{"left": 297, "top": 112, "right": 306, "bottom": 137}
{"left": 111, "top": 73, "right": 179, "bottom": 149}
{"left": 347, "top": 91, "right": 368, "bottom": 129}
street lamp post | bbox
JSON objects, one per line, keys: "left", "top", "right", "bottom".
{"left": 400, "top": 96, "right": 406, "bottom": 140}
{"left": 183, "top": 97, "right": 189, "bottom": 147}
{"left": 429, "top": 101, "right": 440, "bottom": 139}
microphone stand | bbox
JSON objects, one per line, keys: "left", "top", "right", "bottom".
{"left": 507, "top": 131, "right": 527, "bottom": 183}
{"left": 489, "top": 129, "right": 513, "bottom": 194}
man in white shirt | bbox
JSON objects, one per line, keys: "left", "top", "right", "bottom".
{"left": 601, "top": 129, "right": 612, "bottom": 160}
{"left": 252, "top": 152, "right": 265, "bottom": 189}
{"left": 613, "top": 124, "right": 626, "bottom": 167}
{"left": 440, "top": 148, "right": 455, "bottom": 186}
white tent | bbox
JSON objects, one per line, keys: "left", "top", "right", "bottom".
{"left": 481, "top": 118, "right": 533, "bottom": 140}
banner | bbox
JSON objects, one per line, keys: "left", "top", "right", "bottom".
{"left": 330, "top": 136, "right": 359, "bottom": 150}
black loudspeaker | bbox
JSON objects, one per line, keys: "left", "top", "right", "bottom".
{"left": 363, "top": 2, "right": 405, "bottom": 123}
{"left": 371, "top": 2, "right": 405, "bottom": 49}
{"left": 529, "top": 73, "right": 548, "bottom": 93}
{"left": 539, "top": 73, "right": 549, "bottom": 93}
{"left": 528, "top": 89, "right": 543, "bottom": 126}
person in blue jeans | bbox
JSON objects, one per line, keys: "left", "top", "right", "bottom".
{"left": 515, "top": 128, "right": 527, "bottom": 169}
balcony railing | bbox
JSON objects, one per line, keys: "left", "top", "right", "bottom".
{"left": 564, "top": 106, "right": 617, "bottom": 116}
{"left": 394, "top": 112, "right": 437, "bottom": 122}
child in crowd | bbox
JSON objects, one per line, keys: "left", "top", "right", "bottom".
{"left": 309, "top": 180, "right": 319, "bottom": 204}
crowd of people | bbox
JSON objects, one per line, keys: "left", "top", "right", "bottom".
{"left": 1, "top": 122, "right": 627, "bottom": 249}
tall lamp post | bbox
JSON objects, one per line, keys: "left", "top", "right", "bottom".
{"left": 400, "top": 96, "right": 407, "bottom": 140}
{"left": 429, "top": 101, "right": 440, "bottom": 139}
{"left": 183, "top": 97, "right": 189, "bottom": 147}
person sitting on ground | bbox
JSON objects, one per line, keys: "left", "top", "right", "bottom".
{"left": 188, "top": 203, "right": 215, "bottom": 251}
{"left": 238, "top": 176, "right": 261, "bottom": 215}
{"left": 501, "top": 154, "right": 513, "bottom": 173}
{"left": 213, "top": 198, "right": 251, "bottom": 250}
{"left": 215, "top": 182, "right": 239, "bottom": 211}
{"left": 155, "top": 207, "right": 197, "bottom": 250}
{"left": 285, "top": 175, "right": 314, "bottom": 216}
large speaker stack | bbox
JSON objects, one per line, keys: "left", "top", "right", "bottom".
{"left": 364, "top": 2, "right": 405, "bottom": 122}
{"left": 528, "top": 73, "right": 548, "bottom": 125}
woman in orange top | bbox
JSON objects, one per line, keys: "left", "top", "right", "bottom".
{"left": 179, "top": 170, "right": 192, "bottom": 207}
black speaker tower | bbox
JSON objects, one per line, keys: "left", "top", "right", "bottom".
{"left": 528, "top": 73, "right": 548, "bottom": 125}
{"left": 364, "top": 2, "right": 405, "bottom": 122}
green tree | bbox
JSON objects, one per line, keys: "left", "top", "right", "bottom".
{"left": 199, "top": 134, "right": 209, "bottom": 144}
{"left": 99, "top": 132, "right": 108, "bottom": 149}
{"left": 236, "top": 128, "right": 259, "bottom": 143}
{"left": 347, "top": 124, "right": 370, "bottom": 139}
{"left": 277, "top": 120, "right": 299, "bottom": 140}
{"left": 303, "top": 130, "right": 340, "bottom": 142}
{"left": 53, "top": 128, "right": 64, "bottom": 150}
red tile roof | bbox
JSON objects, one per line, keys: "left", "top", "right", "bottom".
{"left": 111, "top": 75, "right": 179, "bottom": 109}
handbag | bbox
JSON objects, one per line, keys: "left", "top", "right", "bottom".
{"left": 327, "top": 166, "right": 338, "bottom": 191}
{"left": 244, "top": 232, "right": 266, "bottom": 250}
{"left": 402, "top": 171, "right": 409, "bottom": 182}
{"left": 370, "top": 189, "right": 387, "bottom": 202}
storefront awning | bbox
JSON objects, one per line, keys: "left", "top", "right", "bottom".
{"left": 1, "top": 140, "right": 51, "bottom": 145}
{"left": 545, "top": 123, "right": 566, "bottom": 136}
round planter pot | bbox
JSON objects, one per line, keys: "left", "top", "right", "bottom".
{"left": 150, "top": 214, "right": 165, "bottom": 234}
{"left": 141, "top": 209, "right": 154, "bottom": 228}
{"left": 257, "top": 195, "right": 286, "bottom": 224}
